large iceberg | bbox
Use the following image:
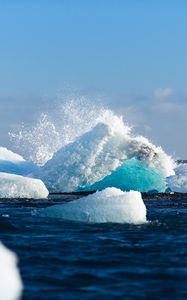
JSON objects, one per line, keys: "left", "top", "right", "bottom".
{"left": 0, "top": 173, "right": 49, "bottom": 199}
{"left": 40, "top": 123, "right": 174, "bottom": 193}
{"left": 37, "top": 188, "right": 147, "bottom": 224}
{"left": 0, "top": 243, "right": 23, "bottom": 300}
{"left": 167, "top": 164, "right": 187, "bottom": 193}
{"left": 0, "top": 147, "right": 37, "bottom": 176}
{"left": 9, "top": 100, "right": 175, "bottom": 193}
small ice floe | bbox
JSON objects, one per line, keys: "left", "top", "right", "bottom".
{"left": 37, "top": 187, "right": 147, "bottom": 224}
{"left": 167, "top": 164, "right": 187, "bottom": 193}
{"left": 0, "top": 173, "right": 49, "bottom": 199}
{"left": 0, "top": 243, "right": 23, "bottom": 300}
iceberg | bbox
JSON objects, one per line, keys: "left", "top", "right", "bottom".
{"left": 0, "top": 243, "right": 23, "bottom": 300}
{"left": 167, "top": 164, "right": 187, "bottom": 193}
{"left": 0, "top": 147, "right": 37, "bottom": 176}
{"left": 0, "top": 173, "right": 49, "bottom": 199}
{"left": 37, "top": 188, "right": 147, "bottom": 224}
{"left": 9, "top": 99, "right": 175, "bottom": 193}
{"left": 40, "top": 123, "right": 174, "bottom": 193}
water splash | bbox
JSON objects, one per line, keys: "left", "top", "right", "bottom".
{"left": 9, "top": 113, "right": 61, "bottom": 165}
{"left": 9, "top": 96, "right": 130, "bottom": 166}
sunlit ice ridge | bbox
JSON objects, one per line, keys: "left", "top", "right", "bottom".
{"left": 8, "top": 98, "right": 175, "bottom": 193}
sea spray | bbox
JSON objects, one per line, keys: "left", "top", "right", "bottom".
{"left": 9, "top": 113, "right": 61, "bottom": 166}
{"left": 9, "top": 97, "right": 130, "bottom": 166}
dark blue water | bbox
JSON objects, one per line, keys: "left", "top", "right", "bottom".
{"left": 0, "top": 196, "right": 187, "bottom": 300}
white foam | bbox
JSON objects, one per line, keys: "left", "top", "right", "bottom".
{"left": 0, "top": 173, "right": 49, "bottom": 199}
{"left": 38, "top": 188, "right": 147, "bottom": 224}
{"left": 167, "top": 164, "right": 187, "bottom": 193}
{"left": 41, "top": 122, "right": 174, "bottom": 192}
{"left": 0, "top": 243, "right": 23, "bottom": 300}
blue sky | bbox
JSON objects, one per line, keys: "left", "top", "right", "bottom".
{"left": 0, "top": 0, "right": 187, "bottom": 158}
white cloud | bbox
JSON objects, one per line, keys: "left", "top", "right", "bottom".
{"left": 154, "top": 87, "right": 176, "bottom": 100}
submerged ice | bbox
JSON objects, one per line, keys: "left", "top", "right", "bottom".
{"left": 38, "top": 188, "right": 147, "bottom": 224}
{"left": 0, "top": 243, "right": 23, "bottom": 300}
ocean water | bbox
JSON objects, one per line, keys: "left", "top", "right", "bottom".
{"left": 0, "top": 195, "right": 187, "bottom": 300}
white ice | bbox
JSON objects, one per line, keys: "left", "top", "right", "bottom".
{"left": 0, "top": 147, "right": 37, "bottom": 176}
{"left": 0, "top": 173, "right": 49, "bottom": 198}
{"left": 41, "top": 122, "right": 175, "bottom": 192}
{"left": 0, "top": 243, "right": 23, "bottom": 300}
{"left": 167, "top": 164, "right": 187, "bottom": 193}
{"left": 0, "top": 147, "right": 25, "bottom": 162}
{"left": 38, "top": 188, "right": 147, "bottom": 224}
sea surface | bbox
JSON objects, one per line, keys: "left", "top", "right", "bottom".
{"left": 0, "top": 195, "right": 187, "bottom": 300}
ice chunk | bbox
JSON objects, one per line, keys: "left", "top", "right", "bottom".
{"left": 0, "top": 243, "right": 23, "bottom": 300}
{"left": 167, "top": 164, "right": 187, "bottom": 193}
{"left": 38, "top": 188, "right": 147, "bottom": 224}
{"left": 0, "top": 147, "right": 37, "bottom": 176}
{"left": 0, "top": 173, "right": 49, "bottom": 198}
